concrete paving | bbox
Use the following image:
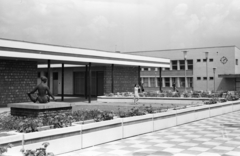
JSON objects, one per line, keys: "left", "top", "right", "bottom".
{"left": 58, "top": 111, "right": 240, "bottom": 156}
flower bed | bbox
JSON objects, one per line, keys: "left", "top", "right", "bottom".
{"left": 1, "top": 100, "right": 240, "bottom": 155}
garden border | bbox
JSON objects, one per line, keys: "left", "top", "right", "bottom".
{"left": 1, "top": 100, "right": 240, "bottom": 156}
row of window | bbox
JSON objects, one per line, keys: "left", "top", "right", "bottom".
{"left": 197, "top": 77, "right": 214, "bottom": 80}
{"left": 171, "top": 60, "right": 193, "bottom": 70}
{"left": 197, "top": 59, "right": 214, "bottom": 62}
{"left": 142, "top": 58, "right": 217, "bottom": 71}
{"left": 141, "top": 77, "right": 193, "bottom": 88}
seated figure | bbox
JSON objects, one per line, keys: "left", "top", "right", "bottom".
{"left": 27, "top": 76, "right": 56, "bottom": 103}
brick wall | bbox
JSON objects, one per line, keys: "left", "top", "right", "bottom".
{"left": 104, "top": 66, "right": 138, "bottom": 93}
{"left": 0, "top": 60, "right": 37, "bottom": 107}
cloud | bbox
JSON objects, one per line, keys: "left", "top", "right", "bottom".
{"left": 0, "top": 0, "right": 240, "bottom": 51}
{"left": 173, "top": 3, "right": 188, "bottom": 18}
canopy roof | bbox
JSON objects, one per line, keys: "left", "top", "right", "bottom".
{"left": 0, "top": 38, "right": 170, "bottom": 67}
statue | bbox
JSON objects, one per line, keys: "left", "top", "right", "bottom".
{"left": 27, "top": 76, "right": 56, "bottom": 103}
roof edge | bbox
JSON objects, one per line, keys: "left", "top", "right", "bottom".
{"left": 125, "top": 45, "right": 239, "bottom": 53}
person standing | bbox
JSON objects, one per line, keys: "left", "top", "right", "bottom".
{"left": 133, "top": 84, "right": 140, "bottom": 104}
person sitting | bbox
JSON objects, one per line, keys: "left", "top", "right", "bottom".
{"left": 27, "top": 76, "right": 56, "bottom": 103}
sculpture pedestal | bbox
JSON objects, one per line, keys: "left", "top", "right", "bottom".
{"left": 8, "top": 102, "right": 74, "bottom": 117}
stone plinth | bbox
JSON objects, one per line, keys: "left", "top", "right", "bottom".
{"left": 8, "top": 102, "right": 74, "bottom": 117}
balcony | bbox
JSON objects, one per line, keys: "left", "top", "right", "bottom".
{"left": 141, "top": 70, "right": 193, "bottom": 77}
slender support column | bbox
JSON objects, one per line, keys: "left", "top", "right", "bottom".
{"left": 47, "top": 60, "right": 51, "bottom": 88}
{"left": 138, "top": 66, "right": 141, "bottom": 85}
{"left": 96, "top": 71, "right": 99, "bottom": 96}
{"left": 85, "top": 65, "right": 88, "bottom": 99}
{"left": 61, "top": 63, "right": 64, "bottom": 101}
{"left": 111, "top": 64, "right": 114, "bottom": 93}
{"left": 159, "top": 67, "right": 162, "bottom": 92}
{"left": 88, "top": 63, "right": 92, "bottom": 103}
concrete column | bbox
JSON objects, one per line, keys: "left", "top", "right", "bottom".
{"left": 138, "top": 66, "right": 141, "bottom": 85}
{"left": 162, "top": 77, "right": 165, "bottom": 87}
{"left": 85, "top": 65, "right": 88, "bottom": 99}
{"left": 61, "top": 63, "right": 64, "bottom": 101}
{"left": 177, "top": 60, "right": 180, "bottom": 70}
{"left": 148, "top": 77, "right": 151, "bottom": 87}
{"left": 170, "top": 77, "right": 173, "bottom": 87}
{"left": 177, "top": 77, "right": 180, "bottom": 87}
{"left": 111, "top": 64, "right": 114, "bottom": 93}
{"left": 159, "top": 67, "right": 162, "bottom": 92}
{"left": 155, "top": 77, "right": 158, "bottom": 87}
{"left": 88, "top": 62, "right": 92, "bottom": 103}
{"left": 47, "top": 60, "right": 51, "bottom": 88}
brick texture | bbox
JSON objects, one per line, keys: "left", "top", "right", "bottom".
{"left": 0, "top": 60, "right": 37, "bottom": 107}
{"left": 104, "top": 66, "right": 138, "bottom": 93}
{"left": 11, "top": 107, "right": 72, "bottom": 117}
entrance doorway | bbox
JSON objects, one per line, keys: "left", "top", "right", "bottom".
{"left": 73, "top": 71, "right": 104, "bottom": 96}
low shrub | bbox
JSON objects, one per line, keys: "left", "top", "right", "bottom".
{"left": 204, "top": 98, "right": 218, "bottom": 105}
{"left": 0, "top": 144, "right": 12, "bottom": 156}
{"left": 21, "top": 142, "right": 54, "bottom": 156}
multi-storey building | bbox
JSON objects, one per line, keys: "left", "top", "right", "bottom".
{"left": 128, "top": 46, "right": 240, "bottom": 92}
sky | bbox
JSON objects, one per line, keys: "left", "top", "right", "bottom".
{"left": 0, "top": 0, "right": 240, "bottom": 52}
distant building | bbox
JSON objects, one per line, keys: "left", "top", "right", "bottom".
{"left": 127, "top": 45, "right": 240, "bottom": 92}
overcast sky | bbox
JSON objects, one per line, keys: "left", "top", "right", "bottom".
{"left": 0, "top": 0, "right": 240, "bottom": 52}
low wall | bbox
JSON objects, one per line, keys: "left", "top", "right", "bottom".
{"left": 97, "top": 96, "right": 211, "bottom": 104}
{"left": 8, "top": 102, "right": 73, "bottom": 117}
{"left": 2, "top": 100, "right": 240, "bottom": 156}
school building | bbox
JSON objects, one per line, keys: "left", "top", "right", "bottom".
{"left": 127, "top": 46, "right": 240, "bottom": 92}
{"left": 0, "top": 38, "right": 170, "bottom": 107}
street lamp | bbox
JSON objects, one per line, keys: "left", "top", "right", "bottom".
{"left": 213, "top": 67, "right": 216, "bottom": 92}
{"left": 205, "top": 52, "right": 209, "bottom": 91}
{"left": 183, "top": 51, "right": 188, "bottom": 92}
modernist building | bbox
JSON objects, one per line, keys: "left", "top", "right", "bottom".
{"left": 128, "top": 46, "right": 240, "bottom": 92}
{"left": 0, "top": 38, "right": 169, "bottom": 107}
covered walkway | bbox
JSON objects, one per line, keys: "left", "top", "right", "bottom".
{"left": 59, "top": 111, "right": 240, "bottom": 156}
{"left": 0, "top": 38, "right": 170, "bottom": 106}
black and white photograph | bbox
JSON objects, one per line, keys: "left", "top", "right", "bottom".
{"left": 1, "top": 0, "right": 240, "bottom": 156}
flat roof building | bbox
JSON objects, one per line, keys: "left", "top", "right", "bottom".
{"left": 127, "top": 45, "right": 240, "bottom": 92}
{"left": 0, "top": 38, "right": 170, "bottom": 107}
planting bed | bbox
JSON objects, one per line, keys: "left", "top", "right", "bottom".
{"left": 1, "top": 100, "right": 240, "bottom": 156}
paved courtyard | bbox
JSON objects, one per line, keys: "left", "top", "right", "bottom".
{"left": 59, "top": 111, "right": 240, "bottom": 156}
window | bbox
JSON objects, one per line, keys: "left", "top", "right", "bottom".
{"left": 236, "top": 59, "right": 238, "bottom": 65}
{"left": 209, "top": 59, "right": 213, "bottom": 62}
{"left": 197, "top": 59, "right": 201, "bottom": 62}
{"left": 150, "top": 78, "right": 155, "bottom": 87}
{"left": 172, "top": 60, "right": 178, "bottom": 70}
{"left": 165, "top": 78, "right": 170, "bottom": 87}
{"left": 143, "top": 68, "right": 148, "bottom": 71}
{"left": 38, "top": 72, "right": 41, "bottom": 78}
{"left": 143, "top": 78, "right": 148, "bottom": 87}
{"left": 164, "top": 68, "right": 170, "bottom": 70}
{"left": 179, "top": 60, "right": 185, "bottom": 70}
{"left": 187, "top": 60, "right": 193, "bottom": 70}
{"left": 180, "top": 78, "right": 185, "bottom": 87}
{"left": 197, "top": 77, "right": 201, "bottom": 80}
{"left": 203, "top": 59, "right": 207, "bottom": 62}
{"left": 210, "top": 77, "right": 214, "bottom": 80}
{"left": 203, "top": 77, "right": 207, "bottom": 80}
{"left": 188, "top": 77, "right": 193, "bottom": 88}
